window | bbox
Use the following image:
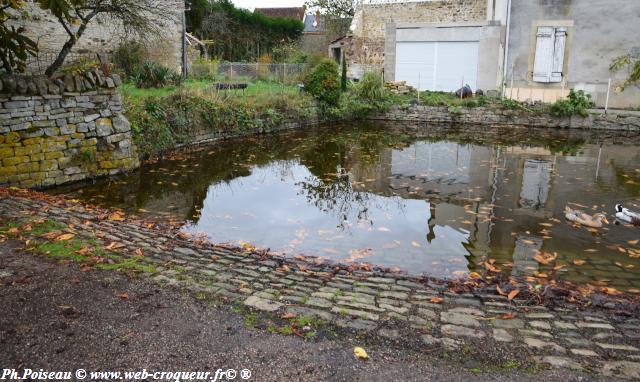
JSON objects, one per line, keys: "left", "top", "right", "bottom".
{"left": 532, "top": 26, "right": 567, "bottom": 83}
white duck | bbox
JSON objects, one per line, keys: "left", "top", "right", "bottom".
{"left": 615, "top": 204, "right": 640, "bottom": 226}
{"left": 565, "top": 206, "right": 609, "bottom": 228}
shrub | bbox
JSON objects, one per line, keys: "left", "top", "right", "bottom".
{"left": 60, "top": 56, "right": 100, "bottom": 75}
{"left": 132, "top": 62, "right": 181, "bottom": 89}
{"left": 304, "top": 59, "right": 341, "bottom": 106}
{"left": 354, "top": 71, "right": 388, "bottom": 102}
{"left": 550, "top": 89, "right": 595, "bottom": 117}
{"left": 190, "top": 57, "right": 220, "bottom": 80}
{"left": 113, "top": 41, "right": 147, "bottom": 77}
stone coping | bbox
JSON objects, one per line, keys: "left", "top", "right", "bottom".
{"left": 1, "top": 187, "right": 640, "bottom": 379}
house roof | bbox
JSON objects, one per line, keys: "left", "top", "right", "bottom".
{"left": 254, "top": 7, "right": 305, "bottom": 21}
{"left": 303, "top": 14, "right": 325, "bottom": 33}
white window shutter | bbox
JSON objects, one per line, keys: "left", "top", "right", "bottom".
{"left": 550, "top": 28, "right": 567, "bottom": 83}
{"left": 532, "top": 27, "right": 555, "bottom": 83}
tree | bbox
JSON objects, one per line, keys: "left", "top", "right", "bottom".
{"left": 0, "top": 0, "right": 38, "bottom": 73}
{"left": 187, "top": 0, "right": 303, "bottom": 62}
{"left": 304, "top": 0, "right": 359, "bottom": 18}
{"left": 610, "top": 54, "right": 640, "bottom": 91}
{"left": 39, "top": 0, "right": 172, "bottom": 76}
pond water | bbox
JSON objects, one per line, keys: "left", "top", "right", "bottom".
{"left": 50, "top": 123, "right": 640, "bottom": 291}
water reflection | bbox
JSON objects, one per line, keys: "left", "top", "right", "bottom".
{"left": 50, "top": 123, "right": 640, "bottom": 290}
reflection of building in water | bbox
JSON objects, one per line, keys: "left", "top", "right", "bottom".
{"left": 511, "top": 235, "right": 542, "bottom": 277}
{"left": 520, "top": 159, "right": 553, "bottom": 209}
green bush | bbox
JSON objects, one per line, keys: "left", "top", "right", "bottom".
{"left": 304, "top": 59, "right": 341, "bottom": 106}
{"left": 550, "top": 89, "right": 595, "bottom": 117}
{"left": 132, "top": 62, "right": 181, "bottom": 89}
{"left": 354, "top": 71, "right": 387, "bottom": 102}
{"left": 113, "top": 41, "right": 147, "bottom": 77}
{"left": 60, "top": 56, "right": 100, "bottom": 75}
{"left": 190, "top": 57, "right": 220, "bottom": 80}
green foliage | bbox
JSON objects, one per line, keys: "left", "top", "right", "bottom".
{"left": 549, "top": 89, "right": 595, "bottom": 117}
{"left": 60, "top": 56, "right": 99, "bottom": 75}
{"left": 190, "top": 57, "right": 220, "bottom": 80}
{"left": 132, "top": 61, "right": 181, "bottom": 89}
{"left": 187, "top": 0, "right": 304, "bottom": 62}
{"left": 500, "top": 97, "right": 524, "bottom": 110}
{"left": 113, "top": 40, "right": 147, "bottom": 76}
{"left": 354, "top": 71, "right": 387, "bottom": 102}
{"left": 0, "top": 0, "right": 38, "bottom": 73}
{"left": 271, "top": 43, "right": 308, "bottom": 63}
{"left": 304, "top": 59, "right": 341, "bottom": 106}
{"left": 610, "top": 54, "right": 640, "bottom": 90}
{"left": 341, "top": 53, "right": 347, "bottom": 92}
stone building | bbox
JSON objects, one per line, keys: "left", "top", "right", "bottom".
{"left": 346, "top": 0, "right": 640, "bottom": 108}
{"left": 8, "top": 1, "right": 185, "bottom": 74}
{"left": 504, "top": 0, "right": 640, "bottom": 108}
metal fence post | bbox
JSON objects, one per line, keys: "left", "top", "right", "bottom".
{"left": 605, "top": 77, "right": 612, "bottom": 114}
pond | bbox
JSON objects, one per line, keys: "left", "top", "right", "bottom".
{"left": 50, "top": 122, "right": 640, "bottom": 292}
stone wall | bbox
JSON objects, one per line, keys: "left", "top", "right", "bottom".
{"left": 348, "top": 0, "right": 486, "bottom": 66}
{"left": 7, "top": 1, "right": 184, "bottom": 73}
{"left": 0, "top": 71, "right": 139, "bottom": 188}
{"left": 370, "top": 105, "right": 640, "bottom": 131}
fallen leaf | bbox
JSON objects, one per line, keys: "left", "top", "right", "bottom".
{"left": 354, "top": 347, "right": 369, "bottom": 360}
{"left": 498, "top": 312, "right": 517, "bottom": 319}
{"left": 281, "top": 312, "right": 297, "bottom": 320}
{"left": 411, "top": 241, "right": 421, "bottom": 248}
{"left": 496, "top": 285, "right": 507, "bottom": 296}
{"left": 115, "top": 292, "right": 129, "bottom": 300}
{"left": 429, "top": 297, "right": 444, "bottom": 304}
{"left": 55, "top": 233, "right": 75, "bottom": 241}
{"left": 468, "top": 272, "right": 482, "bottom": 279}
{"left": 507, "top": 289, "right": 520, "bottom": 301}
{"left": 573, "top": 259, "right": 586, "bottom": 266}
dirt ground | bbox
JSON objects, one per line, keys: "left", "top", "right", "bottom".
{"left": 0, "top": 240, "right": 612, "bottom": 382}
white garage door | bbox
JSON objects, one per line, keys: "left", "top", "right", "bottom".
{"left": 395, "top": 41, "right": 479, "bottom": 92}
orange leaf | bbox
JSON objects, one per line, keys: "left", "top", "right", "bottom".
{"left": 507, "top": 289, "right": 519, "bottom": 301}
{"left": 116, "top": 292, "right": 129, "bottom": 300}
{"left": 281, "top": 312, "right": 297, "bottom": 320}
{"left": 108, "top": 213, "right": 125, "bottom": 221}
{"left": 468, "top": 272, "right": 482, "bottom": 279}
{"left": 498, "top": 312, "right": 517, "bottom": 319}
{"left": 55, "top": 233, "right": 75, "bottom": 241}
{"left": 430, "top": 297, "right": 444, "bottom": 304}
{"left": 573, "top": 259, "right": 586, "bottom": 265}
{"left": 496, "top": 285, "right": 507, "bottom": 296}
{"left": 134, "top": 248, "right": 144, "bottom": 256}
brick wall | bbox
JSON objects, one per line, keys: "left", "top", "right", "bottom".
{"left": 349, "top": 0, "right": 487, "bottom": 66}
{"left": 0, "top": 71, "right": 139, "bottom": 188}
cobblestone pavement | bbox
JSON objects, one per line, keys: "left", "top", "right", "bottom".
{"left": 1, "top": 191, "right": 640, "bottom": 380}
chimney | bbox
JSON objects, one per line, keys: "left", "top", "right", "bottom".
{"left": 315, "top": 10, "right": 321, "bottom": 28}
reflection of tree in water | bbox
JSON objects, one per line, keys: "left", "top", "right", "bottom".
{"left": 296, "top": 168, "right": 408, "bottom": 231}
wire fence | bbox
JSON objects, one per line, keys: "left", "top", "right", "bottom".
{"left": 189, "top": 62, "right": 310, "bottom": 85}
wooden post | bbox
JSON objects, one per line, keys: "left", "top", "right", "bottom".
{"left": 460, "top": 76, "right": 464, "bottom": 99}
{"left": 605, "top": 77, "right": 612, "bottom": 114}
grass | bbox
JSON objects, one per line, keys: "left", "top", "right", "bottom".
{"left": 121, "top": 79, "right": 302, "bottom": 105}
{"left": 1, "top": 218, "right": 156, "bottom": 274}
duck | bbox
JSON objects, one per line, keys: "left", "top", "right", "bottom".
{"left": 564, "top": 206, "right": 609, "bottom": 228}
{"left": 615, "top": 204, "right": 640, "bottom": 226}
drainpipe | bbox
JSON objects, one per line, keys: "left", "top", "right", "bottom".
{"left": 501, "top": 0, "right": 512, "bottom": 98}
